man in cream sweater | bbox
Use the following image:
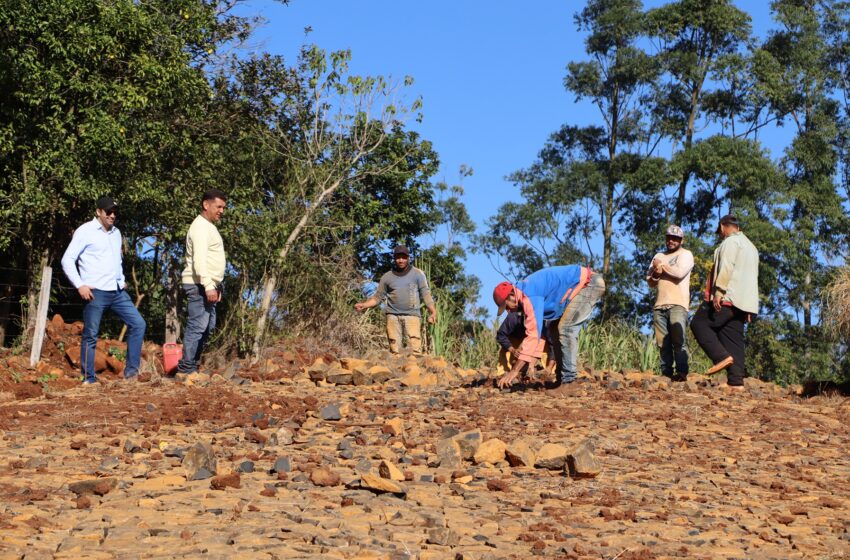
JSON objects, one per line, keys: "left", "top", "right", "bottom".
{"left": 177, "top": 189, "right": 227, "bottom": 375}
{"left": 647, "top": 225, "right": 694, "bottom": 381}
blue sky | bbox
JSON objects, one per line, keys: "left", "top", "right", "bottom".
{"left": 238, "top": 0, "right": 780, "bottom": 315}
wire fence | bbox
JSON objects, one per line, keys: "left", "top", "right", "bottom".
{"left": 0, "top": 265, "right": 103, "bottom": 348}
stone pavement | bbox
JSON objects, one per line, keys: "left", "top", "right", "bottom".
{"left": 1, "top": 355, "right": 849, "bottom": 559}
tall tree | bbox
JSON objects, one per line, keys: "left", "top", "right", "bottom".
{"left": 754, "top": 0, "right": 849, "bottom": 330}
{"left": 645, "top": 0, "right": 752, "bottom": 224}
{"left": 248, "top": 46, "right": 425, "bottom": 358}
{"left": 479, "top": 0, "right": 663, "bottom": 317}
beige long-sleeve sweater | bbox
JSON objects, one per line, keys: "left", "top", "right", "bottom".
{"left": 181, "top": 215, "right": 226, "bottom": 291}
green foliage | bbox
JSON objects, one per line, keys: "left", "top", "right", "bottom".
{"left": 107, "top": 346, "right": 126, "bottom": 362}
{"left": 36, "top": 373, "right": 57, "bottom": 388}
{"left": 577, "top": 318, "right": 713, "bottom": 374}
{"left": 479, "top": 0, "right": 850, "bottom": 385}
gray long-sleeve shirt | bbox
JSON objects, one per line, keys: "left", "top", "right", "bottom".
{"left": 374, "top": 266, "right": 434, "bottom": 317}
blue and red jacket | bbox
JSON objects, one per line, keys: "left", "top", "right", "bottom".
{"left": 513, "top": 265, "right": 592, "bottom": 361}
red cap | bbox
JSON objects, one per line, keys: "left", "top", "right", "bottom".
{"left": 493, "top": 281, "right": 514, "bottom": 315}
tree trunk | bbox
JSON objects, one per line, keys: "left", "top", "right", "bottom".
{"left": 250, "top": 177, "right": 344, "bottom": 360}
{"left": 0, "top": 284, "right": 11, "bottom": 347}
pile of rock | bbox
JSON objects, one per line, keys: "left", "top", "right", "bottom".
{"left": 434, "top": 428, "right": 601, "bottom": 479}
{"left": 298, "top": 354, "right": 487, "bottom": 389}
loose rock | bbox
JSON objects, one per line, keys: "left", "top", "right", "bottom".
{"left": 534, "top": 443, "right": 568, "bottom": 470}
{"left": 567, "top": 439, "right": 601, "bottom": 478}
{"left": 473, "top": 438, "right": 507, "bottom": 465}
{"left": 182, "top": 441, "right": 217, "bottom": 481}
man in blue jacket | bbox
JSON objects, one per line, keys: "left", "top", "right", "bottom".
{"left": 492, "top": 265, "right": 605, "bottom": 391}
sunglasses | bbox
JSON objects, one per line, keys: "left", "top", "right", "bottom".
{"left": 102, "top": 208, "right": 118, "bottom": 216}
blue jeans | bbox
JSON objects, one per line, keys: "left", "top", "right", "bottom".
{"left": 653, "top": 305, "right": 689, "bottom": 377}
{"left": 81, "top": 289, "right": 146, "bottom": 382}
{"left": 177, "top": 284, "right": 217, "bottom": 374}
{"left": 549, "top": 273, "right": 605, "bottom": 383}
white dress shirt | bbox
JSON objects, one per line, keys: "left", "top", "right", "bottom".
{"left": 61, "top": 218, "right": 126, "bottom": 291}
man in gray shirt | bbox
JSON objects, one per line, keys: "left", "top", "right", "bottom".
{"left": 355, "top": 245, "right": 437, "bottom": 354}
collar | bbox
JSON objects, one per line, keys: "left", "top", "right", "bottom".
{"left": 391, "top": 264, "right": 413, "bottom": 277}
{"left": 92, "top": 217, "right": 116, "bottom": 233}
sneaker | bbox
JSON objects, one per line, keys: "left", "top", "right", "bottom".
{"left": 82, "top": 379, "right": 98, "bottom": 385}
{"left": 123, "top": 374, "right": 140, "bottom": 383}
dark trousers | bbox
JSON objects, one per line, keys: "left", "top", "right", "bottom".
{"left": 690, "top": 302, "right": 747, "bottom": 385}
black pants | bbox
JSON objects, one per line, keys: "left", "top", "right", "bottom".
{"left": 690, "top": 302, "right": 748, "bottom": 385}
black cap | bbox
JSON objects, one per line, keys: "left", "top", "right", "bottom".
{"left": 96, "top": 196, "right": 118, "bottom": 211}
{"left": 717, "top": 214, "right": 739, "bottom": 233}
{"left": 392, "top": 245, "right": 410, "bottom": 256}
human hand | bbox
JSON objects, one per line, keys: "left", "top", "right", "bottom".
{"left": 497, "top": 370, "right": 519, "bottom": 389}
{"left": 712, "top": 292, "right": 723, "bottom": 312}
{"left": 354, "top": 302, "right": 366, "bottom": 312}
{"left": 78, "top": 286, "right": 94, "bottom": 301}
{"left": 205, "top": 289, "right": 219, "bottom": 303}
{"left": 509, "top": 348, "right": 521, "bottom": 359}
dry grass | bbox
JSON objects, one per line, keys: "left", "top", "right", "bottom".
{"left": 823, "top": 266, "right": 850, "bottom": 341}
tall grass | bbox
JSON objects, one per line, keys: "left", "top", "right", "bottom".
{"left": 578, "top": 317, "right": 713, "bottom": 373}
{"left": 423, "top": 286, "right": 499, "bottom": 369}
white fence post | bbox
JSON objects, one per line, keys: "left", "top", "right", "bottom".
{"left": 29, "top": 266, "right": 52, "bottom": 367}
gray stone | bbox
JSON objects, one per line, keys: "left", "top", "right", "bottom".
{"left": 320, "top": 403, "right": 342, "bottom": 421}
{"left": 182, "top": 441, "right": 217, "bottom": 481}
{"left": 426, "top": 528, "right": 459, "bottom": 546}
{"left": 436, "top": 438, "right": 463, "bottom": 469}
{"left": 191, "top": 467, "right": 214, "bottom": 481}
{"left": 441, "top": 426, "right": 460, "bottom": 439}
{"left": 452, "top": 429, "right": 482, "bottom": 460}
{"left": 237, "top": 461, "right": 255, "bottom": 473}
{"left": 162, "top": 445, "right": 185, "bottom": 458}
{"left": 567, "top": 439, "right": 601, "bottom": 478}
{"left": 123, "top": 438, "right": 142, "bottom": 454}
{"left": 272, "top": 457, "right": 291, "bottom": 473}
{"left": 97, "top": 457, "right": 120, "bottom": 472}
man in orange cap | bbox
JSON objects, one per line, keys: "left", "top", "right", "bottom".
{"left": 493, "top": 264, "right": 605, "bottom": 391}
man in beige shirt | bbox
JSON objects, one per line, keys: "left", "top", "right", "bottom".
{"left": 647, "top": 225, "right": 694, "bottom": 381}
{"left": 691, "top": 215, "right": 759, "bottom": 390}
{"left": 177, "top": 189, "right": 227, "bottom": 374}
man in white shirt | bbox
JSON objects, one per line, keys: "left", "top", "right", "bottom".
{"left": 647, "top": 225, "right": 694, "bottom": 381}
{"left": 61, "top": 197, "right": 146, "bottom": 384}
{"left": 177, "top": 189, "right": 227, "bottom": 374}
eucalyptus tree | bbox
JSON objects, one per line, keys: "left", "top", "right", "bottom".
{"left": 480, "top": 0, "right": 664, "bottom": 317}
{"left": 645, "top": 0, "right": 752, "bottom": 225}
{"left": 754, "top": 0, "right": 849, "bottom": 330}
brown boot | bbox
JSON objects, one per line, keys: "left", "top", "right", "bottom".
{"left": 546, "top": 379, "right": 586, "bottom": 396}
